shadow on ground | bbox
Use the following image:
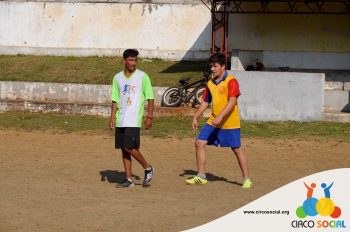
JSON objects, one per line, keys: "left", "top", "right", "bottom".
{"left": 99, "top": 170, "right": 141, "bottom": 183}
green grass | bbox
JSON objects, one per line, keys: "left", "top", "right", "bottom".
{"left": 2, "top": 55, "right": 349, "bottom": 141}
{"left": 0, "top": 55, "right": 207, "bottom": 87}
{"left": 1, "top": 112, "right": 349, "bottom": 142}
{"left": 0, "top": 111, "right": 108, "bottom": 133}
{"left": 241, "top": 121, "right": 350, "bottom": 141}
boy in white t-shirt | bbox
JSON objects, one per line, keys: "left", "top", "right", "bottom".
{"left": 109, "top": 49, "right": 154, "bottom": 188}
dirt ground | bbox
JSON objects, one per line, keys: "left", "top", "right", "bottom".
{"left": 0, "top": 130, "right": 349, "bottom": 232}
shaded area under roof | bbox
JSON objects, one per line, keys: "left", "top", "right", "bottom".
{"left": 204, "top": 0, "right": 350, "bottom": 67}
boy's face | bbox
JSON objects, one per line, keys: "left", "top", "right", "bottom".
{"left": 210, "top": 62, "right": 226, "bottom": 78}
{"left": 123, "top": 56, "right": 137, "bottom": 72}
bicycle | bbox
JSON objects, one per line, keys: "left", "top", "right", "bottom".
{"left": 161, "top": 71, "right": 211, "bottom": 108}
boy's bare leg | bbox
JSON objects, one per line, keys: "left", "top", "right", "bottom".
{"left": 195, "top": 139, "right": 207, "bottom": 175}
{"left": 232, "top": 147, "right": 249, "bottom": 178}
{"left": 122, "top": 149, "right": 132, "bottom": 179}
{"left": 123, "top": 148, "right": 149, "bottom": 169}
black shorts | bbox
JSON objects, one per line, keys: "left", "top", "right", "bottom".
{"left": 115, "top": 127, "right": 140, "bottom": 149}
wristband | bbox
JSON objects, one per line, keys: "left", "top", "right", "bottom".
{"left": 146, "top": 116, "right": 154, "bottom": 119}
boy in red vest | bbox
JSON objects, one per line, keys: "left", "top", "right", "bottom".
{"left": 185, "top": 53, "right": 253, "bottom": 188}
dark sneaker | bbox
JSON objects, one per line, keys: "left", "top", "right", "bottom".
{"left": 117, "top": 178, "right": 134, "bottom": 188}
{"left": 143, "top": 166, "right": 154, "bottom": 186}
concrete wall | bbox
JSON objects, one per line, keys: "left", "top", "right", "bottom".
{"left": 0, "top": 1, "right": 211, "bottom": 60}
{"left": 324, "top": 90, "right": 350, "bottom": 112}
{"left": 324, "top": 79, "right": 350, "bottom": 112}
{"left": 0, "top": 81, "right": 111, "bottom": 103}
{"left": 232, "top": 50, "right": 350, "bottom": 71}
{"left": 0, "top": 71, "right": 326, "bottom": 121}
{"left": 228, "top": 11, "right": 350, "bottom": 70}
{"left": 230, "top": 71, "right": 325, "bottom": 121}
{"left": 0, "top": 99, "right": 111, "bottom": 116}
{"left": 229, "top": 14, "right": 350, "bottom": 53}
{"left": 1, "top": 1, "right": 350, "bottom": 69}
{"left": 0, "top": 81, "right": 167, "bottom": 105}
{"left": 0, "top": 81, "right": 167, "bottom": 116}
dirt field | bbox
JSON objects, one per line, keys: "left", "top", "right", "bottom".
{"left": 0, "top": 130, "right": 349, "bottom": 232}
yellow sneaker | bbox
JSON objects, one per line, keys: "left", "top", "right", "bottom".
{"left": 185, "top": 175, "right": 208, "bottom": 185}
{"left": 242, "top": 179, "right": 253, "bottom": 189}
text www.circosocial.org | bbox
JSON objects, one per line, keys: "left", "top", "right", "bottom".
{"left": 243, "top": 210, "right": 290, "bottom": 215}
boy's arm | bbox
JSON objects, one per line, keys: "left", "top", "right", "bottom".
{"left": 110, "top": 77, "right": 119, "bottom": 130}
{"left": 109, "top": 102, "right": 117, "bottom": 130}
{"left": 144, "top": 99, "right": 154, "bottom": 129}
{"left": 192, "top": 101, "right": 209, "bottom": 130}
{"left": 212, "top": 97, "right": 237, "bottom": 127}
{"left": 142, "top": 74, "right": 154, "bottom": 130}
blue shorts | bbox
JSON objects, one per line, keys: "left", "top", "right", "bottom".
{"left": 197, "top": 123, "right": 241, "bottom": 148}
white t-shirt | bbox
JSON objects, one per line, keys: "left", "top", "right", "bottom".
{"left": 111, "top": 69, "right": 154, "bottom": 127}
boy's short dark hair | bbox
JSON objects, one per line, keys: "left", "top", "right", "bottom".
{"left": 123, "top": 49, "right": 139, "bottom": 59}
{"left": 209, "top": 53, "right": 226, "bottom": 66}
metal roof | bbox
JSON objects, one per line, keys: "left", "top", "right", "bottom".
{"left": 203, "top": 0, "right": 350, "bottom": 14}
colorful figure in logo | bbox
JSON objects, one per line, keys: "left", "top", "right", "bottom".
{"left": 316, "top": 181, "right": 341, "bottom": 217}
{"left": 321, "top": 182, "right": 334, "bottom": 198}
{"left": 296, "top": 181, "right": 341, "bottom": 219}
{"left": 304, "top": 182, "right": 316, "bottom": 198}
{"left": 297, "top": 182, "right": 318, "bottom": 218}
